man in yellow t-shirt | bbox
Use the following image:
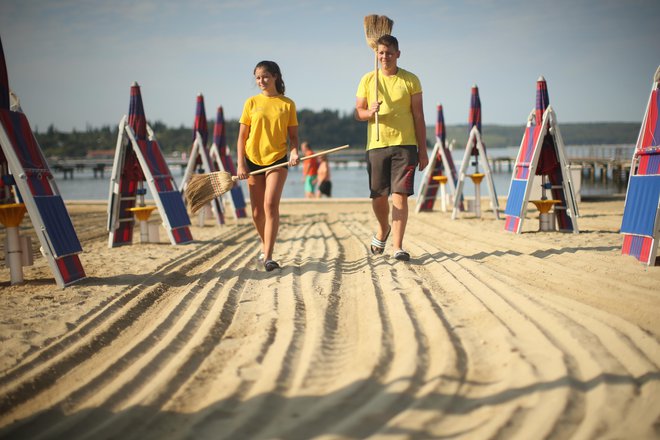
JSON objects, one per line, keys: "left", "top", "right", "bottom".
{"left": 355, "top": 34, "right": 428, "bottom": 262}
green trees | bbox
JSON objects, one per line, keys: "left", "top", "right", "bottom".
{"left": 32, "top": 111, "right": 639, "bottom": 159}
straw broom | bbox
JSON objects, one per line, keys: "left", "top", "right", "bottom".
{"left": 185, "top": 144, "right": 350, "bottom": 213}
{"left": 363, "top": 14, "right": 393, "bottom": 142}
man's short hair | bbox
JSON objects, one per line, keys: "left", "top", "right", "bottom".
{"left": 377, "top": 35, "right": 399, "bottom": 51}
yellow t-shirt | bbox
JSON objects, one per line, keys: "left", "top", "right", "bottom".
{"left": 356, "top": 68, "right": 422, "bottom": 150}
{"left": 239, "top": 94, "right": 298, "bottom": 165}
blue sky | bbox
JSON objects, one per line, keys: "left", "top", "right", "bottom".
{"left": 1, "top": 0, "right": 658, "bottom": 133}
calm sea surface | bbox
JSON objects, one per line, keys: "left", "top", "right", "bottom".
{"left": 54, "top": 144, "right": 634, "bottom": 202}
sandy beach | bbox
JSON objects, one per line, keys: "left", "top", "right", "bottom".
{"left": 0, "top": 198, "right": 659, "bottom": 439}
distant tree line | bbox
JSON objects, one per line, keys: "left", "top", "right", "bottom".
{"left": 33, "top": 109, "right": 641, "bottom": 158}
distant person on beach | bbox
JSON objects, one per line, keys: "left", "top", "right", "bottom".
{"left": 316, "top": 155, "right": 332, "bottom": 198}
{"left": 301, "top": 141, "right": 318, "bottom": 198}
{"left": 355, "top": 34, "right": 428, "bottom": 261}
{"left": 236, "top": 60, "right": 300, "bottom": 272}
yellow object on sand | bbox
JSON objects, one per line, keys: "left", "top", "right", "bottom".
{"left": 530, "top": 199, "right": 561, "bottom": 214}
{"left": 128, "top": 206, "right": 157, "bottom": 221}
{"left": 467, "top": 173, "right": 485, "bottom": 185}
{"left": 0, "top": 203, "right": 27, "bottom": 228}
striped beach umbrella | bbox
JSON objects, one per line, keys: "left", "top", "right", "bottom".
{"left": 126, "top": 82, "right": 147, "bottom": 182}
{"left": 192, "top": 94, "right": 208, "bottom": 170}
{"left": 468, "top": 84, "right": 481, "bottom": 155}
{"left": 535, "top": 76, "right": 559, "bottom": 175}
{"left": 0, "top": 36, "right": 9, "bottom": 110}
{"left": 193, "top": 93, "right": 208, "bottom": 147}
{"left": 435, "top": 104, "right": 446, "bottom": 146}
{"left": 535, "top": 76, "right": 550, "bottom": 125}
{"left": 127, "top": 81, "right": 148, "bottom": 141}
{"left": 213, "top": 106, "right": 228, "bottom": 157}
{"left": 468, "top": 84, "right": 481, "bottom": 134}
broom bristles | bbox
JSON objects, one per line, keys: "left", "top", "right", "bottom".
{"left": 364, "top": 14, "right": 393, "bottom": 49}
{"left": 185, "top": 171, "right": 234, "bottom": 214}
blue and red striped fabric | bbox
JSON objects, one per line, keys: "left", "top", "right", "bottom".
{"left": 113, "top": 82, "right": 192, "bottom": 245}
{"left": 514, "top": 125, "right": 542, "bottom": 180}
{"left": 190, "top": 95, "right": 224, "bottom": 224}
{"left": 194, "top": 94, "right": 209, "bottom": 147}
{"left": 637, "top": 88, "right": 659, "bottom": 152}
{"left": 56, "top": 254, "right": 86, "bottom": 285}
{"left": 437, "top": 103, "right": 460, "bottom": 200}
{"left": 0, "top": 37, "right": 9, "bottom": 110}
{"left": 419, "top": 104, "right": 450, "bottom": 211}
{"left": 535, "top": 77, "right": 549, "bottom": 125}
{"left": 171, "top": 225, "right": 193, "bottom": 244}
{"left": 504, "top": 76, "right": 575, "bottom": 233}
{"left": 213, "top": 106, "right": 247, "bottom": 218}
{"left": 468, "top": 85, "right": 482, "bottom": 156}
{"left": 0, "top": 109, "right": 85, "bottom": 282}
{"left": 621, "top": 175, "right": 660, "bottom": 263}
{"left": 504, "top": 179, "right": 527, "bottom": 232}
{"left": 0, "top": 37, "right": 85, "bottom": 285}
{"left": 504, "top": 215, "right": 521, "bottom": 233}
{"left": 638, "top": 150, "right": 660, "bottom": 175}
{"left": 436, "top": 103, "right": 446, "bottom": 145}
{"left": 0, "top": 110, "right": 52, "bottom": 195}
{"left": 128, "top": 82, "right": 148, "bottom": 141}
{"left": 622, "top": 235, "right": 654, "bottom": 263}
{"left": 468, "top": 85, "right": 481, "bottom": 133}
{"left": 192, "top": 94, "right": 210, "bottom": 170}
{"left": 213, "top": 106, "right": 226, "bottom": 156}
{"left": 621, "top": 71, "right": 660, "bottom": 264}
{"left": 113, "top": 82, "right": 148, "bottom": 246}
{"left": 137, "top": 139, "right": 175, "bottom": 192}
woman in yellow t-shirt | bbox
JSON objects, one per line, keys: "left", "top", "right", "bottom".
{"left": 236, "top": 60, "right": 300, "bottom": 272}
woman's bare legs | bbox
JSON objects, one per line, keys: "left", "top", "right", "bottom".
{"left": 247, "top": 167, "right": 288, "bottom": 261}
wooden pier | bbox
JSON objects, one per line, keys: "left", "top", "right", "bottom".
{"left": 489, "top": 155, "right": 631, "bottom": 183}
{"left": 47, "top": 146, "right": 633, "bottom": 183}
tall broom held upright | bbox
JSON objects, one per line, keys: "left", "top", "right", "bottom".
{"left": 363, "top": 15, "right": 394, "bottom": 142}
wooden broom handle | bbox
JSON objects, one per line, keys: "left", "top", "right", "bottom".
{"left": 374, "top": 52, "right": 380, "bottom": 141}
{"left": 235, "top": 145, "right": 351, "bottom": 180}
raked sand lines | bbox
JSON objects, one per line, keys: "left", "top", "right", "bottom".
{"left": 0, "top": 200, "right": 658, "bottom": 439}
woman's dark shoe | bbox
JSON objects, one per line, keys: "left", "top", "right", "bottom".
{"left": 264, "top": 260, "right": 280, "bottom": 272}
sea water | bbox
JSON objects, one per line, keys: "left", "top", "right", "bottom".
{"left": 52, "top": 144, "right": 634, "bottom": 202}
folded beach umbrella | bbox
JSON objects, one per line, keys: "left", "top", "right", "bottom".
{"left": 535, "top": 77, "right": 549, "bottom": 125}
{"left": 468, "top": 85, "right": 482, "bottom": 158}
{"left": 107, "top": 82, "right": 193, "bottom": 246}
{"left": 437, "top": 103, "right": 446, "bottom": 145}
{"left": 209, "top": 106, "right": 247, "bottom": 219}
{"left": 437, "top": 104, "right": 460, "bottom": 188}
{"left": 0, "top": 37, "right": 8, "bottom": 110}
{"left": 128, "top": 82, "right": 148, "bottom": 142}
{"left": 214, "top": 106, "right": 228, "bottom": 158}
{"left": 194, "top": 94, "right": 209, "bottom": 148}
{"left": 620, "top": 65, "right": 660, "bottom": 265}
{"left": 189, "top": 93, "right": 209, "bottom": 173}
{"left": 415, "top": 104, "right": 459, "bottom": 213}
{"left": 452, "top": 84, "right": 499, "bottom": 219}
{"left": 534, "top": 77, "right": 559, "bottom": 176}
{"left": 503, "top": 76, "right": 579, "bottom": 234}
{"left": 468, "top": 84, "right": 482, "bottom": 134}
{"left": 0, "top": 35, "right": 85, "bottom": 287}
{"left": 180, "top": 94, "right": 224, "bottom": 225}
